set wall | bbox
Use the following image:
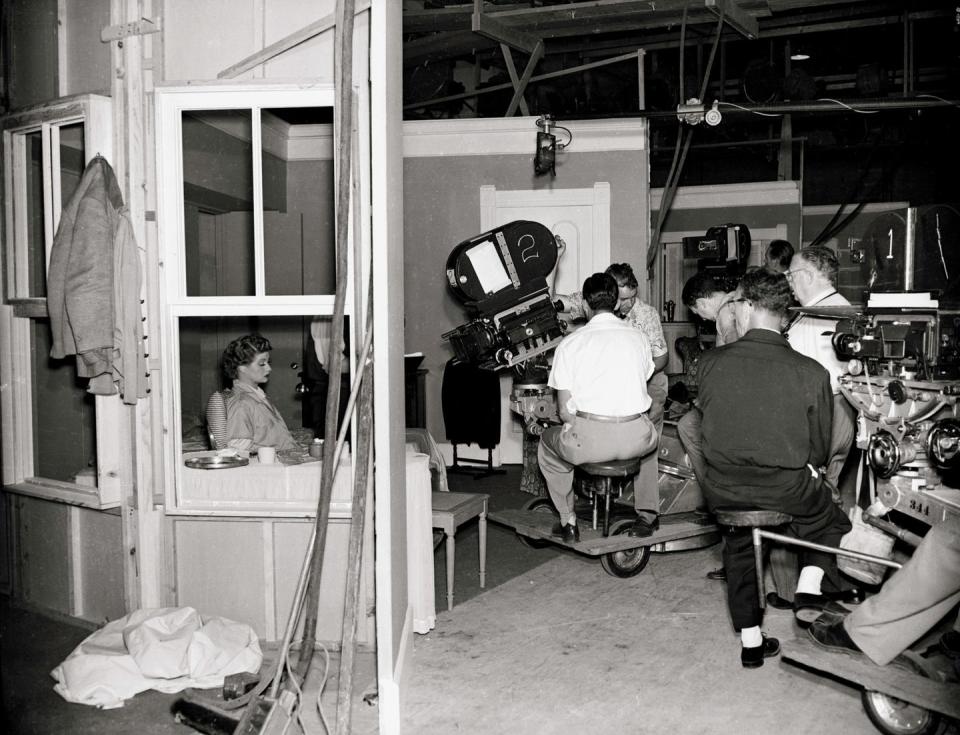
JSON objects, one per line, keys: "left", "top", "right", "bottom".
{"left": 403, "top": 148, "right": 648, "bottom": 441}
{"left": 62, "top": 0, "right": 111, "bottom": 96}
{"left": 6, "top": 0, "right": 58, "bottom": 108}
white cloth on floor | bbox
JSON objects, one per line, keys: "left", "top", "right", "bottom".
{"left": 51, "top": 607, "right": 262, "bottom": 709}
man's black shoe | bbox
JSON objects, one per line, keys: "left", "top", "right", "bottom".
{"left": 741, "top": 635, "right": 780, "bottom": 668}
{"left": 794, "top": 592, "right": 848, "bottom": 627}
{"left": 808, "top": 616, "right": 860, "bottom": 655}
{"left": 627, "top": 514, "right": 659, "bottom": 538}
{"left": 706, "top": 567, "right": 726, "bottom": 581}
{"left": 765, "top": 592, "right": 793, "bottom": 610}
{"left": 552, "top": 522, "right": 580, "bottom": 544}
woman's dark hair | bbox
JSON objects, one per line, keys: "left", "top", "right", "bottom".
{"left": 582, "top": 272, "right": 619, "bottom": 312}
{"left": 604, "top": 262, "right": 638, "bottom": 290}
{"left": 740, "top": 269, "right": 793, "bottom": 317}
{"left": 222, "top": 334, "right": 272, "bottom": 380}
{"left": 765, "top": 239, "right": 795, "bottom": 273}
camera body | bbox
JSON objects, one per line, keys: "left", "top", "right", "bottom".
{"left": 442, "top": 221, "right": 566, "bottom": 370}
{"left": 683, "top": 223, "right": 751, "bottom": 292}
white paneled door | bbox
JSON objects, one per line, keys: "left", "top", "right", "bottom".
{"left": 477, "top": 183, "right": 611, "bottom": 464}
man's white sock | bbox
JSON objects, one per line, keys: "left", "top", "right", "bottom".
{"left": 796, "top": 566, "right": 825, "bottom": 595}
{"left": 741, "top": 626, "right": 763, "bottom": 648}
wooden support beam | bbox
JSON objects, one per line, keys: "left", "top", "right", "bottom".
{"left": 705, "top": 0, "right": 758, "bottom": 40}
{"left": 472, "top": 11, "right": 540, "bottom": 55}
{"left": 217, "top": 0, "right": 370, "bottom": 79}
{"left": 501, "top": 41, "right": 545, "bottom": 117}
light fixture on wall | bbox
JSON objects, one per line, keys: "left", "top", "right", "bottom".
{"left": 790, "top": 46, "right": 811, "bottom": 61}
{"left": 534, "top": 115, "right": 572, "bottom": 177}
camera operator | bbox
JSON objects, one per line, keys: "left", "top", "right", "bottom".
{"left": 539, "top": 273, "right": 659, "bottom": 542}
{"left": 785, "top": 245, "right": 857, "bottom": 508}
{"left": 555, "top": 262, "right": 667, "bottom": 538}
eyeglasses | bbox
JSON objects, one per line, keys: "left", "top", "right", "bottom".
{"left": 784, "top": 268, "right": 812, "bottom": 281}
{"left": 723, "top": 297, "right": 750, "bottom": 309}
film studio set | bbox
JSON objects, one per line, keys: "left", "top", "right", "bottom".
{"left": 1, "top": 2, "right": 959, "bottom": 735}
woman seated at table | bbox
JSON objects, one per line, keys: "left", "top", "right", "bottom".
{"left": 222, "top": 334, "right": 299, "bottom": 453}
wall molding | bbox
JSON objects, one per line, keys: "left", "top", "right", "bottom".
{"left": 403, "top": 116, "right": 646, "bottom": 158}
{"left": 651, "top": 181, "right": 801, "bottom": 210}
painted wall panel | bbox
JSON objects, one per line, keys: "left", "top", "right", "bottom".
{"left": 77, "top": 507, "right": 124, "bottom": 623}
{"left": 403, "top": 149, "right": 648, "bottom": 439}
{"left": 17, "top": 495, "right": 71, "bottom": 612}
{"left": 63, "top": 0, "right": 111, "bottom": 95}
{"left": 175, "top": 520, "right": 267, "bottom": 634}
{"left": 262, "top": 0, "right": 337, "bottom": 81}
{"left": 163, "top": 0, "right": 260, "bottom": 81}
{"left": 8, "top": 0, "right": 58, "bottom": 108}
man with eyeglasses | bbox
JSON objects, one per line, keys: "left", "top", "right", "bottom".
{"left": 698, "top": 269, "right": 852, "bottom": 668}
{"left": 784, "top": 245, "right": 857, "bottom": 507}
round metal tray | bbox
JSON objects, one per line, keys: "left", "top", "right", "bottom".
{"left": 184, "top": 455, "right": 249, "bottom": 470}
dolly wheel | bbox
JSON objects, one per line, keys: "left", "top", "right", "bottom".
{"left": 861, "top": 689, "right": 943, "bottom": 735}
{"left": 518, "top": 497, "right": 559, "bottom": 549}
{"left": 600, "top": 518, "right": 651, "bottom": 578}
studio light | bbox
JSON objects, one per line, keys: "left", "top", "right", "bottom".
{"left": 534, "top": 115, "right": 572, "bottom": 177}
{"left": 790, "top": 47, "right": 811, "bottom": 61}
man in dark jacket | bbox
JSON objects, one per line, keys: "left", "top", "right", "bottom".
{"left": 699, "top": 269, "right": 851, "bottom": 668}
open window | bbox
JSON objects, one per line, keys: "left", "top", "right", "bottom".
{"left": 155, "top": 84, "right": 354, "bottom": 515}
{"left": 0, "top": 94, "right": 126, "bottom": 509}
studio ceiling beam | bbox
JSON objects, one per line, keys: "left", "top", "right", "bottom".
{"left": 705, "top": 0, "right": 759, "bottom": 39}
{"left": 472, "top": 1, "right": 542, "bottom": 55}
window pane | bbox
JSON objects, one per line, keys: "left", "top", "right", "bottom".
{"left": 59, "top": 122, "right": 86, "bottom": 208}
{"left": 31, "top": 319, "right": 97, "bottom": 482}
{"left": 262, "top": 107, "right": 335, "bottom": 296}
{"left": 26, "top": 131, "right": 46, "bottom": 297}
{"left": 182, "top": 110, "right": 254, "bottom": 296}
{"left": 178, "top": 315, "right": 317, "bottom": 451}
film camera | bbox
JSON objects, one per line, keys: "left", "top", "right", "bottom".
{"left": 829, "top": 296, "right": 960, "bottom": 534}
{"left": 442, "top": 221, "right": 566, "bottom": 371}
{"left": 682, "top": 223, "right": 751, "bottom": 292}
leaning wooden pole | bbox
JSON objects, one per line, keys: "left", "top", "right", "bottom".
{"left": 296, "top": 0, "right": 357, "bottom": 684}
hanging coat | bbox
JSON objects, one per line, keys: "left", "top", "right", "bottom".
{"left": 46, "top": 155, "right": 148, "bottom": 404}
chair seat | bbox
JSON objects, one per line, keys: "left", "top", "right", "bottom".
{"left": 713, "top": 507, "right": 794, "bottom": 527}
{"left": 579, "top": 458, "right": 642, "bottom": 477}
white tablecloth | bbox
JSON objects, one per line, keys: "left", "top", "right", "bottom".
{"left": 406, "top": 451, "right": 436, "bottom": 634}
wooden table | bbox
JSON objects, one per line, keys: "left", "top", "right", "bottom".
{"left": 431, "top": 491, "right": 489, "bottom": 611}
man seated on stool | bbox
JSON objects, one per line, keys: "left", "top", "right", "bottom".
{"left": 809, "top": 523, "right": 960, "bottom": 668}
{"left": 698, "top": 269, "right": 852, "bottom": 668}
{"left": 538, "top": 272, "right": 660, "bottom": 543}
{"left": 555, "top": 262, "right": 668, "bottom": 537}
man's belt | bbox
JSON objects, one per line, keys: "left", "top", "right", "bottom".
{"left": 576, "top": 411, "right": 644, "bottom": 423}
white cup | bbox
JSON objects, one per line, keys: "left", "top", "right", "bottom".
{"left": 258, "top": 446, "right": 276, "bottom": 464}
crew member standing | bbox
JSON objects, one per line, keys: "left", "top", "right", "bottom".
{"left": 785, "top": 245, "right": 857, "bottom": 507}
{"left": 539, "top": 273, "right": 659, "bottom": 542}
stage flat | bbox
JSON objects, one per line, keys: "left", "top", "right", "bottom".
{"left": 488, "top": 508, "right": 718, "bottom": 555}
{"left": 782, "top": 636, "right": 960, "bottom": 720}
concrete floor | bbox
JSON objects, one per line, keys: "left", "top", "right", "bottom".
{"left": 3, "top": 466, "right": 956, "bottom": 734}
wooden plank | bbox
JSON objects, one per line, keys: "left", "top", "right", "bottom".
{"left": 472, "top": 12, "right": 540, "bottom": 55}
{"left": 705, "top": 0, "right": 759, "bottom": 39}
{"left": 217, "top": 1, "right": 371, "bottom": 79}
{"left": 782, "top": 636, "right": 960, "bottom": 720}
{"left": 488, "top": 508, "right": 717, "bottom": 555}
{"left": 504, "top": 40, "right": 544, "bottom": 117}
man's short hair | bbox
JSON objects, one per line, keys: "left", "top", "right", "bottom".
{"left": 740, "top": 269, "right": 793, "bottom": 317}
{"left": 681, "top": 271, "right": 722, "bottom": 308}
{"left": 583, "top": 272, "right": 619, "bottom": 312}
{"left": 765, "top": 239, "right": 794, "bottom": 272}
{"left": 604, "top": 263, "right": 638, "bottom": 290}
{"left": 797, "top": 245, "right": 839, "bottom": 286}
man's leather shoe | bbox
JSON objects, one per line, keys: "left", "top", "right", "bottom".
{"left": 808, "top": 616, "right": 860, "bottom": 655}
{"left": 706, "top": 567, "right": 726, "bottom": 581}
{"left": 741, "top": 635, "right": 780, "bottom": 668}
{"left": 793, "top": 592, "right": 848, "bottom": 627}
{"left": 552, "top": 522, "right": 580, "bottom": 544}
{"left": 628, "top": 514, "right": 659, "bottom": 538}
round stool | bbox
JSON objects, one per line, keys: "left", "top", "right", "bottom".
{"left": 578, "top": 458, "right": 642, "bottom": 537}
{"left": 713, "top": 507, "right": 794, "bottom": 609}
